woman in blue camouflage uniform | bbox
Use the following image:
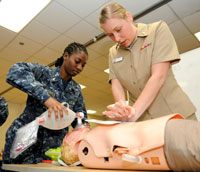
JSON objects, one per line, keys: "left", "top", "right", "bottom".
{"left": 3, "top": 42, "right": 88, "bottom": 164}
{"left": 0, "top": 96, "right": 8, "bottom": 126}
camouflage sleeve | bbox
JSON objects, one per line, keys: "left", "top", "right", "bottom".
{"left": 6, "top": 62, "right": 51, "bottom": 103}
{"left": 0, "top": 96, "right": 9, "bottom": 126}
{"left": 74, "top": 92, "right": 87, "bottom": 117}
{"left": 71, "top": 92, "right": 88, "bottom": 128}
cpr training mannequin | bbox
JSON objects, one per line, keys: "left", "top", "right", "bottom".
{"left": 61, "top": 114, "right": 200, "bottom": 171}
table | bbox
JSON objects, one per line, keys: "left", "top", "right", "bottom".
{"left": 2, "top": 163, "right": 158, "bottom": 172}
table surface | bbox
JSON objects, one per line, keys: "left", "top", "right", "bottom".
{"left": 2, "top": 163, "right": 159, "bottom": 172}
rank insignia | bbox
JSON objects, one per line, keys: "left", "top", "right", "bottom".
{"left": 140, "top": 42, "right": 151, "bottom": 50}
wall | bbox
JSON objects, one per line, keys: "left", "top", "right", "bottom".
{"left": 173, "top": 47, "right": 200, "bottom": 120}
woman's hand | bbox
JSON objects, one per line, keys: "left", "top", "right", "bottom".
{"left": 103, "top": 100, "right": 136, "bottom": 121}
{"left": 44, "top": 97, "right": 68, "bottom": 120}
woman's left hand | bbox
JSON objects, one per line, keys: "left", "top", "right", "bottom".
{"left": 103, "top": 100, "right": 136, "bottom": 121}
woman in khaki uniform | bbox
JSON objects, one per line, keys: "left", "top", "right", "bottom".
{"left": 99, "top": 2, "right": 196, "bottom": 122}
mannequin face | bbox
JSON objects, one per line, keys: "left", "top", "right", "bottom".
{"left": 62, "top": 127, "right": 90, "bottom": 165}
{"left": 61, "top": 51, "right": 88, "bottom": 80}
{"left": 101, "top": 13, "right": 137, "bottom": 47}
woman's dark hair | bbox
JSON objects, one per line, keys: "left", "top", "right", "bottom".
{"left": 55, "top": 42, "right": 88, "bottom": 67}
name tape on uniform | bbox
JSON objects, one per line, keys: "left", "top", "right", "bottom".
{"left": 112, "top": 56, "right": 124, "bottom": 63}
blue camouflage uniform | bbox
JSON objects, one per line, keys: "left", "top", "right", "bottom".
{"left": 3, "top": 62, "right": 87, "bottom": 164}
{"left": 0, "top": 96, "right": 8, "bottom": 126}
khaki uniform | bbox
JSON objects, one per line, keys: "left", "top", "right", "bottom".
{"left": 165, "top": 119, "right": 200, "bottom": 171}
{"left": 109, "top": 20, "right": 196, "bottom": 120}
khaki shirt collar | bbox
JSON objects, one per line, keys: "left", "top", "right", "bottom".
{"left": 136, "top": 23, "right": 149, "bottom": 37}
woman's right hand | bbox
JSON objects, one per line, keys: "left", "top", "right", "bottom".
{"left": 103, "top": 100, "right": 136, "bottom": 121}
{"left": 44, "top": 97, "right": 68, "bottom": 120}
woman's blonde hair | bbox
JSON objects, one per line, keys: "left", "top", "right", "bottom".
{"left": 99, "top": 2, "right": 127, "bottom": 26}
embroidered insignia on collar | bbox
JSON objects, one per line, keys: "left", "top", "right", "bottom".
{"left": 140, "top": 42, "right": 151, "bottom": 50}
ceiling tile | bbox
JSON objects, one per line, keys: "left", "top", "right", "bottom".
{"left": 6, "top": 35, "right": 44, "bottom": 56}
{"left": 169, "top": 0, "right": 200, "bottom": 18}
{"left": 2, "top": 88, "right": 27, "bottom": 103}
{"left": 88, "top": 55, "right": 108, "bottom": 71}
{"left": 89, "top": 71, "right": 108, "bottom": 83}
{"left": 98, "top": 80, "right": 112, "bottom": 94}
{"left": 21, "top": 20, "right": 60, "bottom": 45}
{"left": 86, "top": 48, "right": 102, "bottom": 63}
{"left": 47, "top": 35, "right": 74, "bottom": 53}
{"left": 33, "top": 47, "right": 61, "bottom": 64}
{"left": 176, "top": 34, "right": 200, "bottom": 53}
{"left": 85, "top": 0, "right": 162, "bottom": 29}
{"left": 0, "top": 26, "right": 17, "bottom": 50}
{"left": 74, "top": 76, "right": 99, "bottom": 88}
{"left": 56, "top": 0, "right": 110, "bottom": 18}
{"left": 8, "top": 93, "right": 27, "bottom": 104}
{"left": 115, "top": 0, "right": 162, "bottom": 16}
{"left": 0, "top": 59, "right": 14, "bottom": 77}
{"left": 182, "top": 11, "right": 200, "bottom": 33}
{"left": 72, "top": 74, "right": 85, "bottom": 84}
{"left": 137, "top": 5, "right": 178, "bottom": 24}
{"left": 0, "top": 75, "right": 11, "bottom": 93}
{"left": 64, "top": 21, "right": 102, "bottom": 44}
{"left": 79, "top": 64, "right": 100, "bottom": 77}
{"left": 24, "top": 56, "right": 49, "bottom": 66}
{"left": 0, "top": 47, "right": 30, "bottom": 63}
{"left": 169, "top": 20, "right": 191, "bottom": 40}
{"left": 85, "top": 9, "right": 102, "bottom": 30}
{"left": 36, "top": 1, "right": 81, "bottom": 33}
{"left": 88, "top": 36, "right": 115, "bottom": 56}
{"left": 83, "top": 88, "right": 111, "bottom": 105}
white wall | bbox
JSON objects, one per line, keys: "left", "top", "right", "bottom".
{"left": 173, "top": 47, "right": 200, "bottom": 120}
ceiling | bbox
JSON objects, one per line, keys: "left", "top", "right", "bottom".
{"left": 0, "top": 0, "right": 200, "bottom": 117}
